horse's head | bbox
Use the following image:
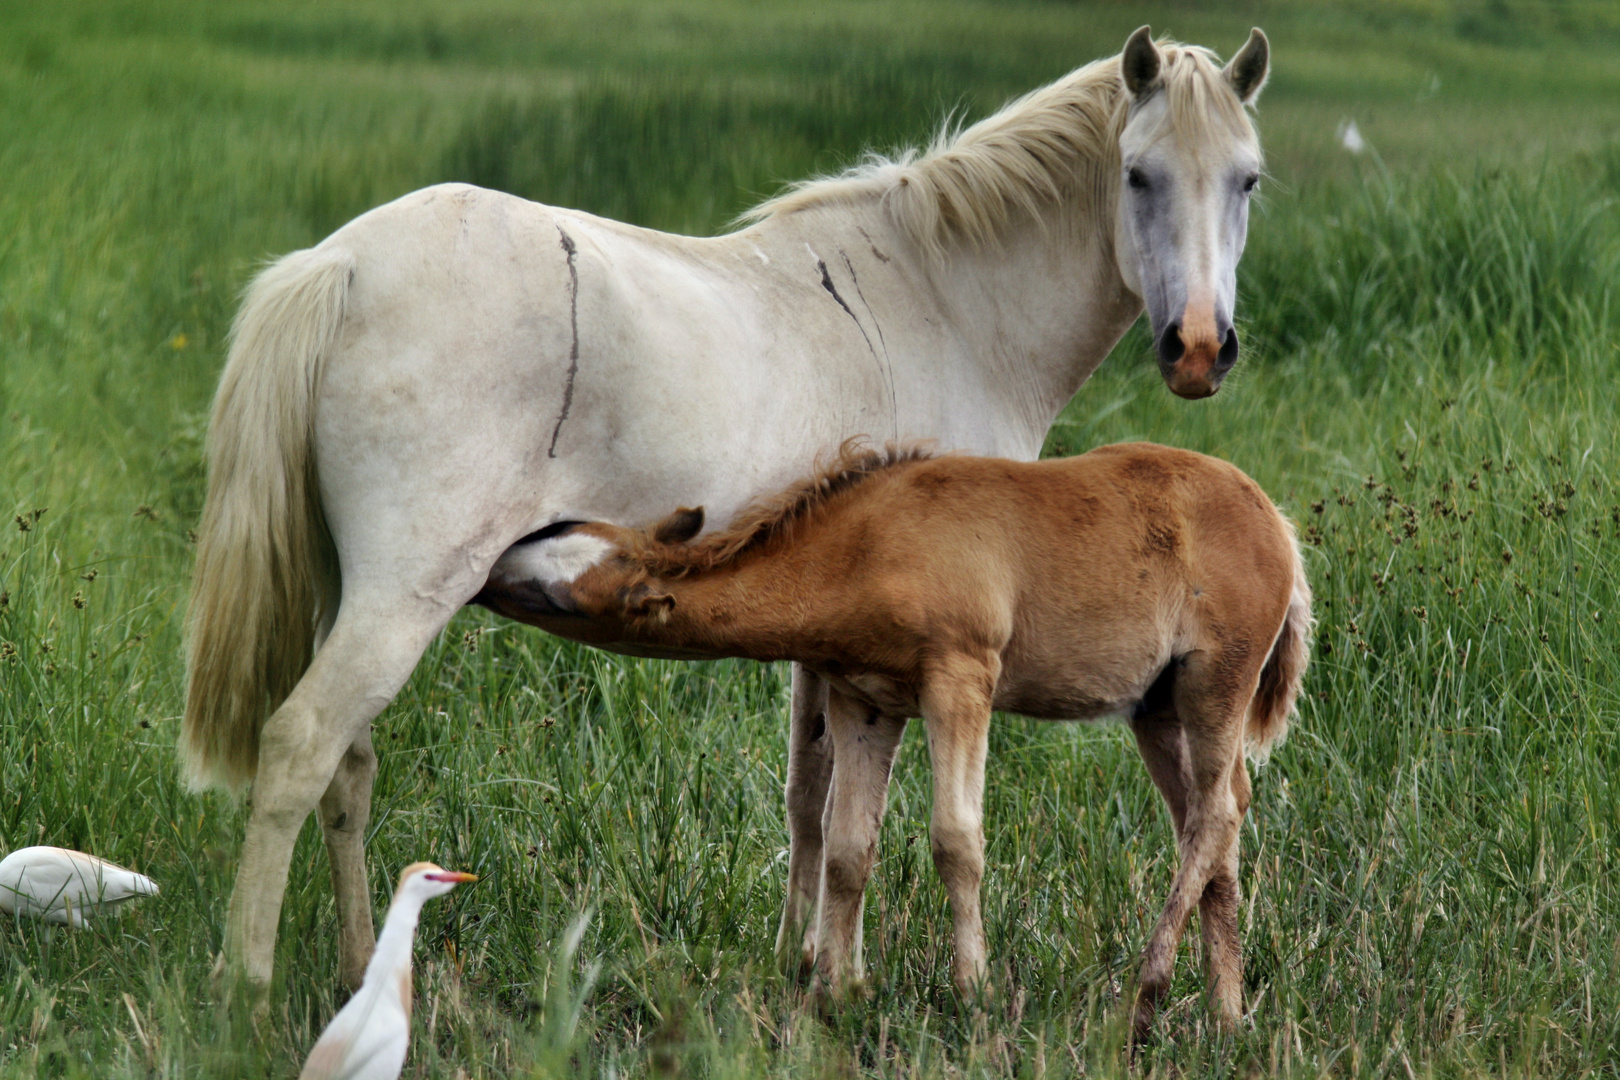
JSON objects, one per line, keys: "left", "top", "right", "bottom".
{"left": 1113, "top": 27, "right": 1269, "bottom": 400}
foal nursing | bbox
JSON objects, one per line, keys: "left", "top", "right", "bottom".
{"left": 479, "top": 442, "right": 1311, "bottom": 1034}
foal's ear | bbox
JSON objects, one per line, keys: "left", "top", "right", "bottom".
{"left": 652, "top": 506, "right": 705, "bottom": 546}
{"left": 1121, "top": 26, "right": 1162, "bottom": 100}
{"left": 1224, "top": 28, "right": 1270, "bottom": 105}
{"left": 626, "top": 584, "right": 677, "bottom": 620}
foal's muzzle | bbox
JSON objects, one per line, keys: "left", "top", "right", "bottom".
{"left": 1156, "top": 321, "right": 1239, "bottom": 400}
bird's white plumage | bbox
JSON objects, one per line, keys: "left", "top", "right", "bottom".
{"left": 0, "top": 846, "right": 159, "bottom": 926}
{"left": 298, "top": 863, "right": 474, "bottom": 1080}
{"left": 299, "top": 990, "right": 410, "bottom": 1080}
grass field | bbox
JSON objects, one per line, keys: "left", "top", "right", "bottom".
{"left": 4, "top": 1, "right": 1620, "bottom": 1076}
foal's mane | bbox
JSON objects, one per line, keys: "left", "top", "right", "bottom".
{"left": 740, "top": 41, "right": 1255, "bottom": 260}
{"left": 625, "top": 441, "right": 933, "bottom": 577}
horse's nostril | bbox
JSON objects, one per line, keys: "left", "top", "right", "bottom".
{"left": 1216, "top": 325, "right": 1240, "bottom": 371}
{"left": 1156, "top": 322, "right": 1185, "bottom": 366}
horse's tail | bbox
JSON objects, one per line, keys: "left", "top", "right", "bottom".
{"left": 1245, "top": 519, "right": 1313, "bottom": 763}
{"left": 181, "top": 246, "right": 353, "bottom": 794}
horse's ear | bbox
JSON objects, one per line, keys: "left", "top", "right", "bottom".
{"left": 1121, "top": 26, "right": 1162, "bottom": 100}
{"left": 652, "top": 506, "right": 704, "bottom": 546}
{"left": 1224, "top": 28, "right": 1270, "bottom": 105}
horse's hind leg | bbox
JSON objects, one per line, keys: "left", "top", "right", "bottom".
{"left": 319, "top": 730, "right": 379, "bottom": 991}
{"left": 226, "top": 601, "right": 442, "bottom": 991}
{"left": 1129, "top": 655, "right": 1253, "bottom": 1040}
{"left": 776, "top": 665, "right": 834, "bottom": 976}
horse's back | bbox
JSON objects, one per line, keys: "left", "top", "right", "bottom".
{"left": 304, "top": 186, "right": 590, "bottom": 584}
{"left": 310, "top": 184, "right": 901, "bottom": 541}
{"left": 302, "top": 185, "right": 779, "bottom": 579}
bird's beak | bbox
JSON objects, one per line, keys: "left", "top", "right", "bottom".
{"left": 426, "top": 871, "right": 479, "bottom": 883}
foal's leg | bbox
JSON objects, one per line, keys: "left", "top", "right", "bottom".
{"left": 919, "top": 655, "right": 998, "bottom": 998}
{"left": 776, "top": 666, "right": 834, "bottom": 974}
{"left": 1197, "top": 758, "right": 1251, "bottom": 1023}
{"left": 319, "top": 730, "right": 379, "bottom": 992}
{"left": 225, "top": 603, "right": 442, "bottom": 991}
{"left": 811, "top": 690, "right": 907, "bottom": 1000}
{"left": 1130, "top": 658, "right": 1252, "bottom": 1040}
{"left": 1131, "top": 714, "right": 1248, "bottom": 1028}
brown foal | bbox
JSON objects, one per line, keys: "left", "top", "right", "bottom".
{"left": 476, "top": 442, "right": 1311, "bottom": 1037}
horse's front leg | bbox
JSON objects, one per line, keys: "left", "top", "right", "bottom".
{"left": 918, "top": 654, "right": 998, "bottom": 999}
{"left": 776, "top": 665, "right": 834, "bottom": 976}
{"left": 319, "top": 731, "right": 380, "bottom": 992}
{"left": 811, "top": 689, "right": 907, "bottom": 1002}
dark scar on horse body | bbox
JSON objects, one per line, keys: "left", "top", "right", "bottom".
{"left": 840, "top": 249, "right": 898, "bottom": 436}
{"left": 817, "top": 258, "right": 879, "bottom": 363}
{"left": 856, "top": 227, "right": 891, "bottom": 263}
{"left": 548, "top": 226, "right": 581, "bottom": 459}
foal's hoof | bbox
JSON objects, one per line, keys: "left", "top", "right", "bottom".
{"left": 808, "top": 974, "right": 869, "bottom": 1021}
{"left": 775, "top": 942, "right": 817, "bottom": 987}
{"left": 1130, "top": 986, "right": 1167, "bottom": 1050}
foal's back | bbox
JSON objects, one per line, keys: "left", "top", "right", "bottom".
{"left": 839, "top": 443, "right": 1297, "bottom": 721}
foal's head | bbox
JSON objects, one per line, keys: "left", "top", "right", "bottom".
{"left": 489, "top": 507, "right": 706, "bottom": 626}
{"left": 1113, "top": 27, "right": 1269, "bottom": 399}
{"left": 485, "top": 442, "right": 928, "bottom": 630}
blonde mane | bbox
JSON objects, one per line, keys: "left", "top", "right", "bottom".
{"left": 624, "top": 441, "right": 933, "bottom": 577}
{"left": 740, "top": 41, "right": 1256, "bottom": 259}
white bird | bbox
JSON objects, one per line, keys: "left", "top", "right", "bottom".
{"left": 1338, "top": 118, "right": 1366, "bottom": 154}
{"left": 299, "top": 862, "right": 477, "bottom": 1080}
{"left": 0, "top": 845, "right": 159, "bottom": 926}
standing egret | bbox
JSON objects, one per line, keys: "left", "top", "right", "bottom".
{"left": 298, "top": 862, "right": 476, "bottom": 1080}
{"left": 0, "top": 846, "right": 159, "bottom": 926}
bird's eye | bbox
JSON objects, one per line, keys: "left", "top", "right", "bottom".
{"left": 1242, "top": 174, "right": 1259, "bottom": 194}
{"left": 1127, "top": 167, "right": 1148, "bottom": 190}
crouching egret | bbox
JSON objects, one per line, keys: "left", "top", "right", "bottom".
{"left": 0, "top": 845, "right": 159, "bottom": 926}
{"left": 299, "top": 862, "right": 477, "bottom": 1080}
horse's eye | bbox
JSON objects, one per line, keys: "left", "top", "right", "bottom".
{"left": 1127, "top": 167, "right": 1148, "bottom": 190}
{"left": 1242, "top": 174, "right": 1259, "bottom": 194}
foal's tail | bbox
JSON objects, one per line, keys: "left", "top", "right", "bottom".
{"left": 1245, "top": 521, "right": 1313, "bottom": 763}
{"left": 181, "top": 246, "right": 353, "bottom": 794}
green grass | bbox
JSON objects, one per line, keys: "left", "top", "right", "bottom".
{"left": 5, "top": 0, "right": 1620, "bottom": 1076}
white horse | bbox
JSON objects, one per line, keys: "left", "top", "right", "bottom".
{"left": 184, "top": 26, "right": 1270, "bottom": 991}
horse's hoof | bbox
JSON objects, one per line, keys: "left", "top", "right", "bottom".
{"left": 209, "top": 957, "right": 272, "bottom": 1018}
{"left": 954, "top": 973, "right": 996, "bottom": 1009}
